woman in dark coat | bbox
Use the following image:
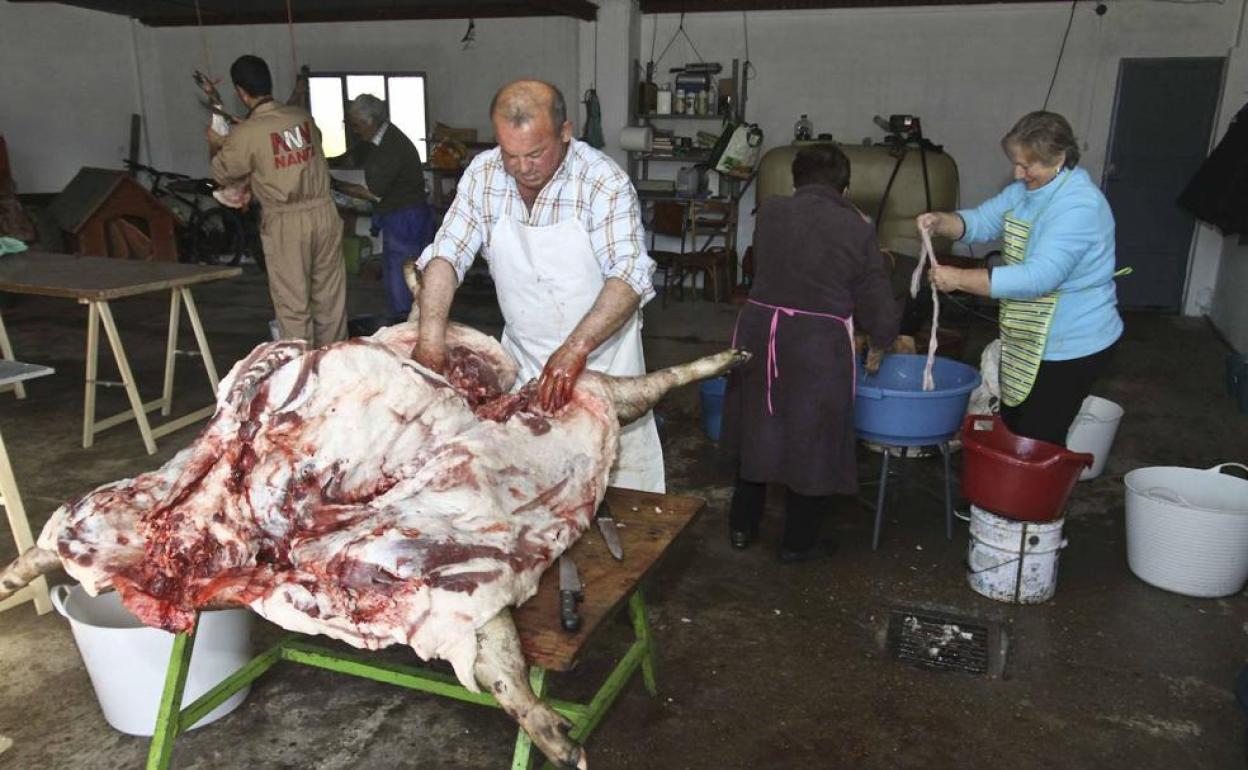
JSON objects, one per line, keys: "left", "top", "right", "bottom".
{"left": 720, "top": 144, "right": 899, "bottom": 562}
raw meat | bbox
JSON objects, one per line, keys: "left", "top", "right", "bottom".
{"left": 5, "top": 305, "right": 745, "bottom": 768}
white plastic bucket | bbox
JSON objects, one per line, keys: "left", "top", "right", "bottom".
{"left": 967, "top": 506, "right": 1066, "bottom": 604}
{"left": 50, "top": 584, "right": 253, "bottom": 736}
{"left": 1124, "top": 463, "right": 1248, "bottom": 598}
{"left": 1065, "top": 395, "right": 1124, "bottom": 480}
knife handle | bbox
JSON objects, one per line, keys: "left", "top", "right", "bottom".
{"left": 560, "top": 591, "right": 582, "bottom": 632}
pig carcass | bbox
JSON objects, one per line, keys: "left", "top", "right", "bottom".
{"left": 1, "top": 307, "right": 745, "bottom": 768}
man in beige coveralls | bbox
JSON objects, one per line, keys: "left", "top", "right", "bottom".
{"left": 208, "top": 55, "right": 346, "bottom": 346}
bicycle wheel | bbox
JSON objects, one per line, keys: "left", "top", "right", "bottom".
{"left": 192, "top": 207, "right": 246, "bottom": 266}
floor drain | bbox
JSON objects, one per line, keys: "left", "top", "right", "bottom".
{"left": 886, "top": 608, "right": 993, "bottom": 675}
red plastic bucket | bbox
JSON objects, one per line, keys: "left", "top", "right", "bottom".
{"left": 960, "top": 415, "right": 1093, "bottom": 522}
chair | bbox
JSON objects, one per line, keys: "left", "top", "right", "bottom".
{"left": 672, "top": 200, "right": 737, "bottom": 303}
{"left": 646, "top": 201, "right": 687, "bottom": 307}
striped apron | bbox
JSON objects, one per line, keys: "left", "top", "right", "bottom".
{"left": 998, "top": 172, "right": 1071, "bottom": 407}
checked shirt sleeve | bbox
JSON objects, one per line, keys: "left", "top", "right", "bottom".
{"left": 587, "top": 173, "right": 656, "bottom": 304}
{"left": 417, "top": 161, "right": 487, "bottom": 283}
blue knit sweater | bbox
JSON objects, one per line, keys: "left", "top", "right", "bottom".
{"left": 957, "top": 167, "right": 1124, "bottom": 361}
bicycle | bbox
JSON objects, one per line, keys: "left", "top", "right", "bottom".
{"left": 123, "top": 159, "right": 264, "bottom": 271}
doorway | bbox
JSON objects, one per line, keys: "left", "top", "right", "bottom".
{"left": 1103, "top": 57, "right": 1224, "bottom": 312}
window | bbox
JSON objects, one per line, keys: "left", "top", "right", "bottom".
{"left": 308, "top": 72, "right": 429, "bottom": 162}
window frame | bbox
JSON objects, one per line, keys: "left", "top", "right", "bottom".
{"left": 309, "top": 70, "right": 431, "bottom": 168}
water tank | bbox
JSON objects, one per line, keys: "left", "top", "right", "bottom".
{"left": 756, "top": 142, "right": 960, "bottom": 257}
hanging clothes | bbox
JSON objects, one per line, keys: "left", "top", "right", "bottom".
{"left": 1178, "top": 103, "right": 1248, "bottom": 235}
{"left": 581, "top": 90, "right": 605, "bottom": 150}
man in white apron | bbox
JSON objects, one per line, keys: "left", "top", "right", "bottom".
{"left": 413, "top": 80, "right": 664, "bottom": 493}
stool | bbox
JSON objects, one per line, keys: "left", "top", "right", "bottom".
{"left": 865, "top": 440, "right": 954, "bottom": 551}
{"left": 0, "top": 359, "right": 55, "bottom": 615}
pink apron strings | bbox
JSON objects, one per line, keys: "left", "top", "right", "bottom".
{"left": 744, "top": 299, "right": 854, "bottom": 415}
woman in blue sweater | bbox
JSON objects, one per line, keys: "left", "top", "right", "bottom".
{"left": 917, "top": 111, "right": 1123, "bottom": 445}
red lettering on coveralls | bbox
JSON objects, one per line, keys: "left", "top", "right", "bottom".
{"left": 270, "top": 121, "right": 313, "bottom": 169}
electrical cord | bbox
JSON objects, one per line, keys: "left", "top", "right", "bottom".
{"left": 1043, "top": 0, "right": 1079, "bottom": 110}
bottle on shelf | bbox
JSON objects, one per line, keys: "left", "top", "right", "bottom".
{"left": 794, "top": 114, "right": 814, "bottom": 141}
{"left": 674, "top": 89, "right": 686, "bottom": 115}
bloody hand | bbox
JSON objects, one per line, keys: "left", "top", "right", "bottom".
{"left": 537, "top": 343, "right": 589, "bottom": 412}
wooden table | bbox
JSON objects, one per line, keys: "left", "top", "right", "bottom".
{"left": 0, "top": 252, "right": 241, "bottom": 454}
{"left": 146, "top": 487, "right": 705, "bottom": 770}
{"left": 0, "top": 360, "right": 55, "bottom": 616}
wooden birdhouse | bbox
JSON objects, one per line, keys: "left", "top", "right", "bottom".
{"left": 49, "top": 168, "right": 178, "bottom": 261}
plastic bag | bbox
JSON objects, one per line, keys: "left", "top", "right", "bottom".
{"left": 713, "top": 123, "right": 764, "bottom": 179}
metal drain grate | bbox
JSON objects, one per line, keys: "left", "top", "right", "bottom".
{"left": 886, "top": 608, "right": 991, "bottom": 675}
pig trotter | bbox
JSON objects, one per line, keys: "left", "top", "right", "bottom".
{"left": 0, "top": 547, "right": 60, "bottom": 602}
{"left": 475, "top": 610, "right": 588, "bottom": 770}
{"left": 603, "top": 348, "right": 751, "bottom": 425}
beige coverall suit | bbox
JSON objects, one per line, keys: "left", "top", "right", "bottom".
{"left": 211, "top": 100, "right": 347, "bottom": 346}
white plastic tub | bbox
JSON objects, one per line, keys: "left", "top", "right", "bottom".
{"left": 1065, "top": 395, "right": 1124, "bottom": 480}
{"left": 966, "top": 506, "right": 1066, "bottom": 604}
{"left": 1124, "top": 463, "right": 1248, "bottom": 598}
{"left": 51, "top": 584, "right": 253, "bottom": 736}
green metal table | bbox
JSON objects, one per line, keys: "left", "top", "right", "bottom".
{"left": 144, "top": 488, "right": 705, "bottom": 769}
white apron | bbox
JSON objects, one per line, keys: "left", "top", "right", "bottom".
{"left": 487, "top": 214, "right": 666, "bottom": 493}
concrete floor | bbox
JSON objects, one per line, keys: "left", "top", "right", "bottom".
{"left": 1, "top": 264, "right": 1246, "bottom": 769}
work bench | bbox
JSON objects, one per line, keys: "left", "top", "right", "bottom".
{"left": 146, "top": 487, "right": 705, "bottom": 769}
{"left": 0, "top": 252, "right": 241, "bottom": 454}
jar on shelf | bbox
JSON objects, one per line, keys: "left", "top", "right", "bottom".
{"left": 656, "top": 85, "right": 672, "bottom": 115}
{"left": 794, "top": 114, "right": 814, "bottom": 141}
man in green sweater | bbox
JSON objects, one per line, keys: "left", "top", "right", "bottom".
{"left": 337, "top": 93, "right": 432, "bottom": 317}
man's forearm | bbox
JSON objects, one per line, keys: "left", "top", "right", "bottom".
{"left": 418, "top": 258, "right": 458, "bottom": 335}
{"left": 563, "top": 278, "right": 642, "bottom": 356}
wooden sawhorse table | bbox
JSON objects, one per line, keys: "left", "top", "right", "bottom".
{"left": 145, "top": 488, "right": 704, "bottom": 769}
{"left": 0, "top": 360, "right": 55, "bottom": 615}
{"left": 0, "top": 252, "right": 241, "bottom": 454}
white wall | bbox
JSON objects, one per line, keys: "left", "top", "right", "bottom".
{"left": 0, "top": 3, "right": 144, "bottom": 193}
{"left": 135, "top": 16, "right": 581, "bottom": 177}
{"left": 5, "top": 1, "right": 1247, "bottom": 319}
{"left": 628, "top": 3, "right": 1243, "bottom": 306}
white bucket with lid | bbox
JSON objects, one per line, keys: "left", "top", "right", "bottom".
{"left": 966, "top": 506, "right": 1066, "bottom": 604}
{"left": 50, "top": 584, "right": 253, "bottom": 736}
{"left": 1065, "top": 395, "right": 1124, "bottom": 480}
{"left": 1124, "top": 463, "right": 1248, "bottom": 598}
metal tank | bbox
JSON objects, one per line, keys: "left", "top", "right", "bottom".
{"left": 756, "top": 141, "right": 960, "bottom": 257}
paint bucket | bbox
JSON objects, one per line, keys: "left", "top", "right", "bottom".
{"left": 50, "top": 584, "right": 252, "bottom": 736}
{"left": 700, "top": 377, "right": 726, "bottom": 441}
{"left": 1124, "top": 463, "right": 1248, "bottom": 597}
{"left": 1065, "top": 395, "right": 1124, "bottom": 480}
{"left": 966, "top": 506, "right": 1066, "bottom": 604}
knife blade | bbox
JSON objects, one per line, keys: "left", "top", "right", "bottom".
{"left": 558, "top": 554, "right": 583, "bottom": 632}
{"left": 595, "top": 499, "right": 624, "bottom": 560}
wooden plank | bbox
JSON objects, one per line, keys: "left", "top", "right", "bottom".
{"left": 513, "top": 488, "right": 704, "bottom": 672}
{"left": 0, "top": 252, "right": 240, "bottom": 301}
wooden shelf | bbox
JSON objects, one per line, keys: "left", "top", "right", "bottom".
{"left": 637, "top": 113, "right": 729, "bottom": 122}
{"left": 631, "top": 151, "right": 713, "bottom": 162}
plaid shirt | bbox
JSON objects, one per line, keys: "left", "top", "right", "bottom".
{"left": 417, "top": 139, "right": 655, "bottom": 302}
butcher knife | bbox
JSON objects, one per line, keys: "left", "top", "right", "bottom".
{"left": 558, "top": 555, "right": 583, "bottom": 632}
{"left": 595, "top": 500, "right": 624, "bottom": 560}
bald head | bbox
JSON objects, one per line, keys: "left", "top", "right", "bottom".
{"left": 490, "top": 80, "right": 567, "bottom": 131}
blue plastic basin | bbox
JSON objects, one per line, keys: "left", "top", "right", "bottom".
{"left": 854, "top": 354, "right": 981, "bottom": 447}
{"left": 700, "top": 377, "right": 727, "bottom": 441}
